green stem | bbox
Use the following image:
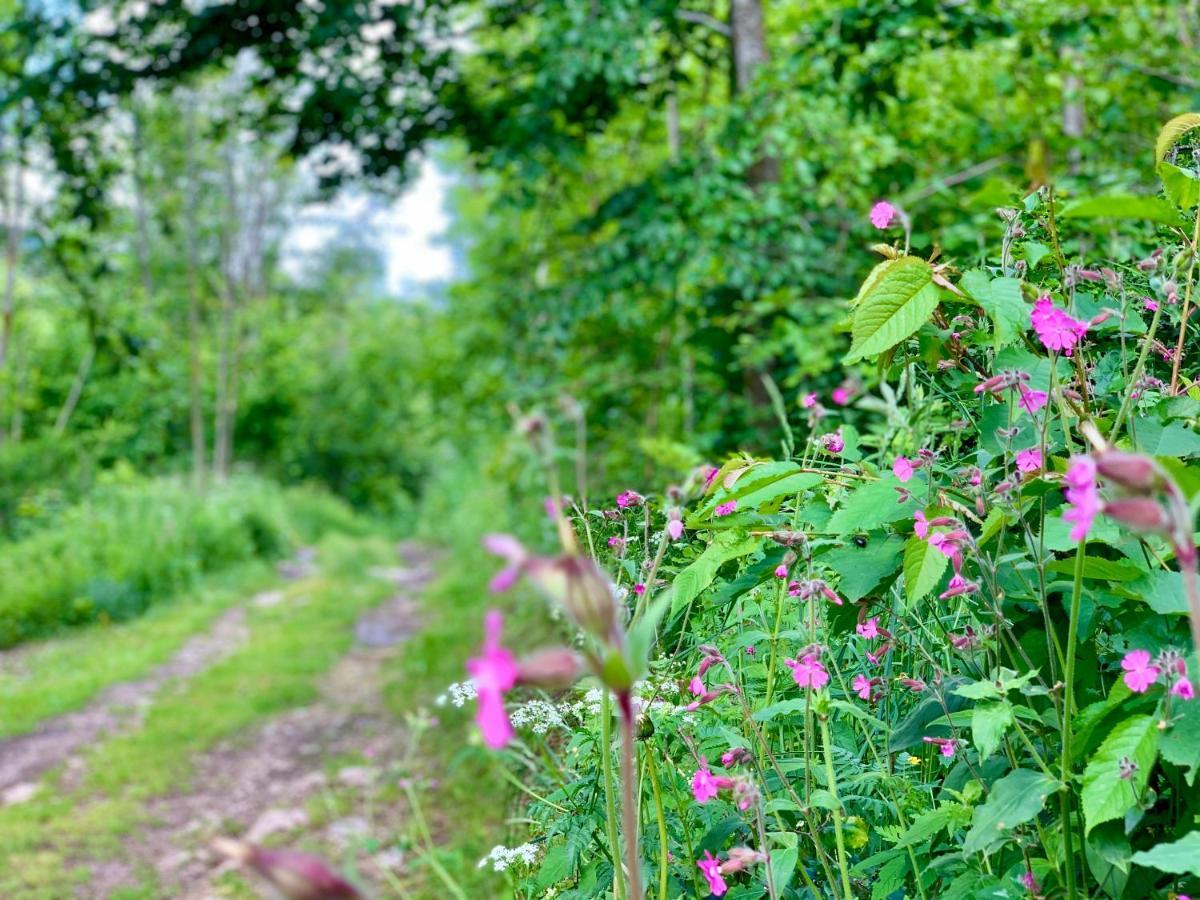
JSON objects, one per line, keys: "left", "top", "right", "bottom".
{"left": 618, "top": 700, "right": 646, "bottom": 900}
{"left": 764, "top": 578, "right": 787, "bottom": 706}
{"left": 1060, "top": 542, "right": 1086, "bottom": 900}
{"left": 601, "top": 692, "right": 627, "bottom": 900}
{"left": 819, "top": 715, "right": 855, "bottom": 900}
{"left": 645, "top": 745, "right": 670, "bottom": 900}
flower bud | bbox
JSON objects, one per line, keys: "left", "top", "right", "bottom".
{"left": 1104, "top": 498, "right": 1171, "bottom": 534}
{"left": 516, "top": 648, "right": 584, "bottom": 688}
{"left": 1095, "top": 451, "right": 1160, "bottom": 492}
{"left": 213, "top": 838, "right": 360, "bottom": 899}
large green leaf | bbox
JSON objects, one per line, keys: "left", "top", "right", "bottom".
{"left": 962, "top": 769, "right": 1061, "bottom": 855}
{"left": 1130, "top": 420, "right": 1200, "bottom": 458}
{"left": 1082, "top": 714, "right": 1159, "bottom": 835}
{"left": 1155, "top": 112, "right": 1200, "bottom": 165}
{"left": 1160, "top": 162, "right": 1200, "bottom": 210}
{"left": 1118, "top": 570, "right": 1188, "bottom": 616}
{"left": 844, "top": 257, "right": 940, "bottom": 364}
{"left": 1130, "top": 831, "right": 1200, "bottom": 877}
{"left": 826, "top": 477, "right": 917, "bottom": 535}
{"left": 972, "top": 701, "right": 1014, "bottom": 761}
{"left": 1060, "top": 195, "right": 1184, "bottom": 227}
{"left": 821, "top": 534, "right": 905, "bottom": 601}
{"left": 1160, "top": 690, "right": 1200, "bottom": 785}
{"left": 668, "top": 530, "right": 760, "bottom": 615}
{"left": 903, "top": 535, "right": 949, "bottom": 604}
{"left": 961, "top": 270, "right": 1026, "bottom": 350}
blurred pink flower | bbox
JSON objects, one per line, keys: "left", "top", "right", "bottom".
{"left": 632, "top": 583, "right": 646, "bottom": 595}
{"left": 1018, "top": 386, "right": 1048, "bottom": 414}
{"left": 616, "top": 490, "right": 643, "bottom": 508}
{"left": 832, "top": 386, "right": 852, "bottom": 405}
{"left": 714, "top": 500, "right": 738, "bottom": 517}
{"left": 870, "top": 201, "right": 898, "bottom": 229}
{"left": 914, "top": 510, "right": 929, "bottom": 539}
{"left": 1171, "top": 677, "right": 1195, "bottom": 700}
{"left": 856, "top": 617, "right": 880, "bottom": 639}
{"left": 893, "top": 456, "right": 914, "bottom": 482}
{"left": 923, "top": 736, "right": 958, "bottom": 758}
{"left": 853, "top": 674, "right": 873, "bottom": 699}
{"left": 820, "top": 431, "right": 845, "bottom": 454}
{"left": 1063, "top": 456, "right": 1100, "bottom": 541}
{"left": 1122, "top": 649, "right": 1160, "bottom": 693}
{"left": 667, "top": 518, "right": 685, "bottom": 540}
{"left": 692, "top": 763, "right": 726, "bottom": 803}
{"left": 466, "top": 611, "right": 519, "bottom": 748}
{"left": 774, "top": 564, "right": 789, "bottom": 579}
{"left": 802, "top": 392, "right": 818, "bottom": 408}
{"left": 1016, "top": 448, "right": 1042, "bottom": 473}
{"left": 940, "top": 574, "right": 979, "bottom": 600}
{"left": 697, "top": 851, "right": 728, "bottom": 896}
{"left": 1018, "top": 869, "right": 1040, "bottom": 892}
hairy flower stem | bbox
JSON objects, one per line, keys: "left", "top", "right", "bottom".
{"left": 819, "top": 715, "right": 855, "bottom": 900}
{"left": 1059, "top": 542, "right": 1086, "bottom": 900}
{"left": 644, "top": 745, "right": 670, "bottom": 900}
{"left": 600, "top": 692, "right": 627, "bottom": 900}
{"left": 618, "top": 693, "right": 645, "bottom": 900}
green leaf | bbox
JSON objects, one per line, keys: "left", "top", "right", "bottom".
{"left": 1155, "top": 112, "right": 1200, "bottom": 166}
{"left": 1082, "top": 714, "right": 1159, "bottom": 835}
{"left": 903, "top": 535, "right": 949, "bottom": 604}
{"left": 821, "top": 534, "right": 905, "bottom": 601}
{"left": 768, "top": 846, "right": 799, "bottom": 892}
{"left": 972, "top": 701, "right": 1014, "bottom": 761}
{"left": 1160, "top": 162, "right": 1200, "bottom": 210}
{"left": 844, "top": 257, "right": 940, "bottom": 364}
{"left": 1117, "top": 570, "right": 1189, "bottom": 615}
{"left": 962, "top": 769, "right": 1061, "bottom": 855}
{"left": 895, "top": 805, "right": 958, "bottom": 849}
{"left": 1160, "top": 693, "right": 1200, "bottom": 785}
{"left": 826, "top": 477, "right": 917, "bottom": 535}
{"left": 1131, "top": 420, "right": 1200, "bottom": 458}
{"left": 1021, "top": 241, "right": 1052, "bottom": 269}
{"left": 1046, "top": 556, "right": 1144, "bottom": 582}
{"left": 962, "top": 270, "right": 1026, "bottom": 349}
{"left": 669, "top": 530, "right": 760, "bottom": 615}
{"left": 1060, "top": 195, "right": 1184, "bottom": 227}
{"left": 1130, "top": 831, "right": 1200, "bottom": 877}
{"left": 753, "top": 699, "right": 807, "bottom": 722}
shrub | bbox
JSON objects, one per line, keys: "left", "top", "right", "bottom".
{"left": 452, "top": 118, "right": 1200, "bottom": 898}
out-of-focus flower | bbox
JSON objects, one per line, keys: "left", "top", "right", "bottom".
{"left": 1018, "top": 386, "right": 1048, "bottom": 414}
{"left": 666, "top": 511, "right": 685, "bottom": 540}
{"left": 692, "top": 761, "right": 731, "bottom": 803}
{"left": 893, "top": 456, "right": 914, "bottom": 482}
{"left": 853, "top": 674, "right": 876, "bottom": 700}
{"left": 774, "top": 564, "right": 789, "bottom": 579}
{"left": 939, "top": 574, "right": 979, "bottom": 600}
{"left": 914, "top": 510, "right": 929, "bottom": 539}
{"left": 1121, "top": 649, "right": 1160, "bottom": 693}
{"left": 1018, "top": 869, "right": 1040, "bottom": 893}
{"left": 1171, "top": 677, "right": 1196, "bottom": 700}
{"left": 820, "top": 431, "right": 845, "bottom": 454}
{"left": 467, "top": 611, "right": 519, "bottom": 749}
{"left": 616, "top": 490, "right": 644, "bottom": 508}
{"left": 922, "top": 736, "right": 959, "bottom": 758}
{"left": 1063, "top": 457, "right": 1101, "bottom": 541}
{"left": 212, "top": 839, "right": 361, "bottom": 899}
{"left": 720, "top": 847, "right": 766, "bottom": 875}
{"left": 856, "top": 617, "right": 881, "bottom": 639}
{"left": 714, "top": 500, "right": 738, "bottom": 517}
{"left": 870, "top": 201, "right": 898, "bottom": 229}
{"left": 697, "top": 851, "right": 728, "bottom": 896}
{"left": 832, "top": 386, "right": 852, "bottom": 405}
{"left": 721, "top": 747, "right": 753, "bottom": 768}
{"left": 802, "top": 392, "right": 818, "bottom": 408}
{"left": 1016, "top": 448, "right": 1042, "bottom": 473}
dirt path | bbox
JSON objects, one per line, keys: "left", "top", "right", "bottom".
{"left": 84, "top": 541, "right": 435, "bottom": 898}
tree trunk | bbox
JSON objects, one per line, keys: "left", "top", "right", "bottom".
{"left": 53, "top": 343, "right": 96, "bottom": 436}
{"left": 212, "top": 144, "right": 241, "bottom": 480}
{"left": 729, "top": 0, "right": 779, "bottom": 186}
{"left": 182, "top": 97, "right": 207, "bottom": 488}
{"left": 0, "top": 121, "right": 26, "bottom": 444}
{"left": 131, "top": 103, "right": 156, "bottom": 304}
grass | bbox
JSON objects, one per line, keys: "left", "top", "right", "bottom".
{"left": 0, "top": 562, "right": 275, "bottom": 739}
{"left": 0, "top": 532, "right": 398, "bottom": 898}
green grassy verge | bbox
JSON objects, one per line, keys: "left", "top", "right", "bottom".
{"left": 0, "top": 533, "right": 398, "bottom": 898}
{"left": 0, "top": 562, "right": 275, "bottom": 739}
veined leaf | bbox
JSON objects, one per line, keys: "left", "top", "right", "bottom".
{"left": 826, "top": 477, "right": 917, "bottom": 534}
{"left": 961, "top": 270, "right": 1026, "bottom": 350}
{"left": 962, "top": 769, "right": 1060, "bottom": 855}
{"left": 1082, "top": 714, "right": 1158, "bottom": 835}
{"left": 1060, "top": 195, "right": 1184, "bottom": 227}
{"left": 669, "top": 530, "right": 760, "bottom": 615}
{"left": 1155, "top": 112, "right": 1200, "bottom": 166}
{"left": 1130, "top": 830, "right": 1200, "bottom": 877}
{"left": 1160, "top": 162, "right": 1200, "bottom": 210}
{"left": 844, "top": 257, "right": 940, "bottom": 364}
{"left": 903, "top": 535, "right": 949, "bottom": 604}
{"left": 971, "top": 701, "right": 1014, "bottom": 761}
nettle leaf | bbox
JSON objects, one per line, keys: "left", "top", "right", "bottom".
{"left": 962, "top": 769, "right": 1061, "bottom": 855}
{"left": 1160, "top": 686, "right": 1200, "bottom": 785}
{"left": 822, "top": 534, "right": 905, "bottom": 601}
{"left": 669, "top": 530, "right": 760, "bottom": 615}
{"left": 826, "top": 477, "right": 917, "bottom": 534}
{"left": 1059, "top": 195, "right": 1184, "bottom": 227}
{"left": 1082, "top": 714, "right": 1159, "bottom": 835}
{"left": 1155, "top": 112, "right": 1200, "bottom": 166}
{"left": 961, "top": 270, "right": 1026, "bottom": 350}
{"left": 1160, "top": 162, "right": 1200, "bottom": 210}
{"left": 972, "top": 701, "right": 1014, "bottom": 761}
{"left": 844, "top": 257, "right": 940, "bottom": 364}
{"left": 1117, "top": 570, "right": 1188, "bottom": 616}
{"left": 903, "top": 535, "right": 949, "bottom": 604}
{"left": 1130, "top": 830, "right": 1200, "bottom": 877}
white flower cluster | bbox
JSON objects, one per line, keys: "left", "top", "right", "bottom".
{"left": 434, "top": 680, "right": 477, "bottom": 708}
{"left": 477, "top": 842, "right": 540, "bottom": 872}
{"left": 509, "top": 699, "right": 569, "bottom": 734}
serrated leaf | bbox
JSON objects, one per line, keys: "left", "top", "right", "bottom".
{"left": 1160, "top": 162, "right": 1200, "bottom": 210}
{"left": 1131, "top": 420, "right": 1200, "bottom": 458}
{"left": 903, "top": 535, "right": 949, "bottom": 604}
{"left": 1155, "top": 112, "right": 1200, "bottom": 166}
{"left": 826, "top": 477, "right": 917, "bottom": 534}
{"left": 752, "top": 699, "right": 807, "bottom": 722}
{"left": 962, "top": 270, "right": 1027, "bottom": 349}
{"left": 821, "top": 534, "right": 905, "bottom": 601}
{"left": 844, "top": 257, "right": 940, "bottom": 364}
{"left": 895, "top": 805, "right": 958, "bottom": 849}
{"left": 669, "top": 530, "right": 760, "bottom": 615}
{"left": 963, "top": 769, "right": 1061, "bottom": 855}
{"left": 972, "top": 701, "right": 1014, "bottom": 761}
{"left": 1082, "top": 714, "right": 1158, "bottom": 835}
{"left": 1130, "top": 830, "right": 1200, "bottom": 877}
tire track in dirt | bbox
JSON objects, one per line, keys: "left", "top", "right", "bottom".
{"left": 84, "top": 542, "right": 435, "bottom": 899}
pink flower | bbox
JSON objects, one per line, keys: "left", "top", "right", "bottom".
{"left": 667, "top": 518, "right": 684, "bottom": 540}
{"left": 1171, "top": 677, "right": 1195, "bottom": 700}
{"left": 923, "top": 736, "right": 958, "bottom": 758}
{"left": 913, "top": 510, "right": 929, "bottom": 539}
{"left": 466, "top": 611, "right": 519, "bottom": 749}
{"left": 714, "top": 500, "right": 738, "bottom": 517}
{"left": 689, "top": 676, "right": 704, "bottom": 696}
{"left": 1016, "top": 448, "right": 1042, "bottom": 473}
{"left": 616, "top": 490, "right": 643, "bottom": 508}
{"left": 856, "top": 617, "right": 880, "bottom": 639}
{"left": 821, "top": 431, "right": 845, "bottom": 454}
{"left": 607, "top": 536, "right": 625, "bottom": 550}
{"left": 802, "top": 392, "right": 818, "bottom": 408}
{"left": 1063, "top": 456, "right": 1101, "bottom": 541}
{"left": 697, "top": 851, "right": 728, "bottom": 896}
{"left": 483, "top": 533, "right": 529, "bottom": 593}
{"left": 703, "top": 466, "right": 720, "bottom": 488}
{"left": 692, "top": 764, "right": 722, "bottom": 803}
{"left": 721, "top": 747, "right": 752, "bottom": 767}
{"left": 633, "top": 583, "right": 646, "bottom": 595}
{"left": 832, "top": 386, "right": 851, "bottom": 405}
{"left": 786, "top": 653, "right": 829, "bottom": 690}
{"left": 1018, "top": 869, "right": 1040, "bottom": 892}
{"left": 893, "top": 456, "right": 914, "bottom": 482}
{"left": 1031, "top": 295, "right": 1088, "bottom": 355}
{"left": 870, "top": 201, "right": 898, "bottom": 229}
{"left": 1144, "top": 298, "right": 1159, "bottom": 312}
{"left": 939, "top": 574, "right": 979, "bottom": 600}
{"left": 1121, "top": 649, "right": 1160, "bottom": 693}
{"left": 774, "top": 564, "right": 789, "bottom": 579}
{"left": 1018, "top": 386, "right": 1048, "bottom": 414}
{"left": 853, "top": 674, "right": 873, "bottom": 700}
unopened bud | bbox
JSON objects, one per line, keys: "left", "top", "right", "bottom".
{"left": 720, "top": 847, "right": 767, "bottom": 875}
{"left": 1104, "top": 498, "right": 1171, "bottom": 534}
{"left": 516, "top": 648, "right": 584, "bottom": 688}
{"left": 213, "top": 838, "right": 360, "bottom": 899}
{"left": 1095, "top": 451, "right": 1160, "bottom": 492}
